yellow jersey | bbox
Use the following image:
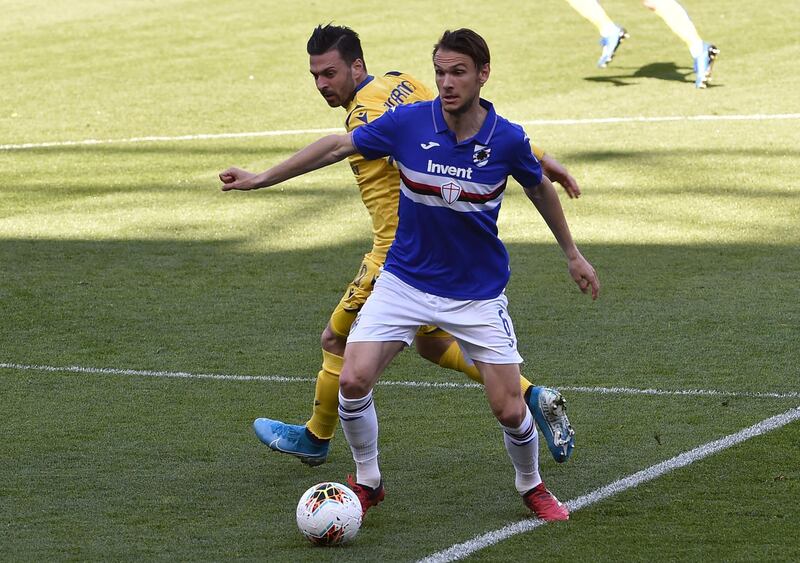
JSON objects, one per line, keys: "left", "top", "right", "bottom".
{"left": 343, "top": 71, "right": 544, "bottom": 261}
{"left": 344, "top": 72, "right": 435, "bottom": 260}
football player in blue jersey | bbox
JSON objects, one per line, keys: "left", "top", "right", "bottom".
{"left": 220, "top": 28, "right": 599, "bottom": 521}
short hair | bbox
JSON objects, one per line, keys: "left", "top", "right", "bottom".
{"left": 307, "top": 24, "right": 365, "bottom": 66}
{"left": 432, "top": 28, "right": 491, "bottom": 69}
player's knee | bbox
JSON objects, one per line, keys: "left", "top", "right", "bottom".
{"left": 339, "top": 356, "right": 375, "bottom": 398}
{"left": 491, "top": 401, "right": 526, "bottom": 427}
{"left": 321, "top": 325, "right": 347, "bottom": 356}
{"left": 339, "top": 368, "right": 371, "bottom": 398}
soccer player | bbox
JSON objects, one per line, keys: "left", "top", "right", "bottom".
{"left": 220, "top": 28, "right": 600, "bottom": 521}
{"left": 245, "top": 24, "right": 579, "bottom": 469}
{"left": 565, "top": 0, "right": 719, "bottom": 88}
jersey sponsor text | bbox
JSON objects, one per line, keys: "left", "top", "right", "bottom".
{"left": 427, "top": 159, "right": 473, "bottom": 180}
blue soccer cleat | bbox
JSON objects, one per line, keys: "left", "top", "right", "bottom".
{"left": 694, "top": 43, "right": 719, "bottom": 88}
{"left": 252, "top": 418, "right": 330, "bottom": 466}
{"left": 597, "top": 25, "right": 628, "bottom": 68}
{"left": 528, "top": 386, "right": 575, "bottom": 463}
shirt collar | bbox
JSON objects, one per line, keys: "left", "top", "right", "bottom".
{"left": 345, "top": 75, "right": 375, "bottom": 112}
{"left": 431, "top": 97, "right": 498, "bottom": 145}
{"left": 354, "top": 75, "right": 374, "bottom": 93}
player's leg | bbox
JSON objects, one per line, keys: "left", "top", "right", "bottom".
{"left": 415, "top": 329, "right": 573, "bottom": 461}
{"left": 310, "top": 254, "right": 382, "bottom": 439}
{"left": 643, "top": 0, "right": 718, "bottom": 87}
{"left": 564, "top": 0, "right": 628, "bottom": 67}
{"left": 437, "top": 294, "right": 568, "bottom": 520}
{"left": 305, "top": 326, "right": 347, "bottom": 440}
{"left": 252, "top": 254, "right": 381, "bottom": 465}
{"left": 251, "top": 324, "right": 344, "bottom": 465}
{"left": 417, "top": 328, "right": 540, "bottom": 391}
{"left": 338, "top": 270, "right": 422, "bottom": 516}
{"left": 479, "top": 362, "right": 567, "bottom": 521}
{"left": 339, "top": 341, "right": 405, "bottom": 481}
{"left": 415, "top": 327, "right": 483, "bottom": 383}
{"left": 478, "top": 361, "right": 538, "bottom": 491}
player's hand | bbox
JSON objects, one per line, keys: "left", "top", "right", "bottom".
{"left": 541, "top": 155, "right": 581, "bottom": 199}
{"left": 568, "top": 253, "right": 600, "bottom": 300}
{"left": 554, "top": 171, "right": 581, "bottom": 199}
{"left": 219, "top": 167, "right": 257, "bottom": 191}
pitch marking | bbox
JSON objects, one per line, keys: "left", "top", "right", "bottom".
{"left": 2, "top": 360, "right": 797, "bottom": 559}
{"left": 0, "top": 362, "right": 797, "bottom": 400}
{"left": 419, "top": 406, "right": 800, "bottom": 563}
{"left": 2, "top": 113, "right": 799, "bottom": 151}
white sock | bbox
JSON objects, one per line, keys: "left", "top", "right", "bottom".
{"left": 689, "top": 39, "right": 705, "bottom": 58}
{"left": 601, "top": 22, "right": 620, "bottom": 38}
{"left": 566, "top": 0, "right": 616, "bottom": 35}
{"left": 648, "top": 0, "right": 703, "bottom": 53}
{"left": 502, "top": 408, "right": 542, "bottom": 494}
{"left": 338, "top": 390, "right": 381, "bottom": 489}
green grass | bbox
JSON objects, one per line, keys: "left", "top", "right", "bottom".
{"left": 2, "top": 0, "right": 799, "bottom": 560}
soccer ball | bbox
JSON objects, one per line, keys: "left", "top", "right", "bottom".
{"left": 296, "top": 482, "right": 362, "bottom": 546}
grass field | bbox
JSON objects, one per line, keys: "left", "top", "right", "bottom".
{"left": 2, "top": 0, "right": 799, "bottom": 560}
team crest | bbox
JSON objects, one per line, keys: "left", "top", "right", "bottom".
{"left": 473, "top": 144, "right": 491, "bottom": 167}
{"left": 440, "top": 181, "right": 462, "bottom": 204}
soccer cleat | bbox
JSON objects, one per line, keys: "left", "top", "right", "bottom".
{"left": 528, "top": 386, "right": 575, "bottom": 463}
{"left": 597, "top": 26, "right": 628, "bottom": 68}
{"left": 252, "top": 418, "right": 329, "bottom": 466}
{"left": 523, "top": 483, "right": 570, "bottom": 521}
{"left": 694, "top": 43, "right": 719, "bottom": 88}
{"left": 346, "top": 474, "right": 385, "bottom": 517}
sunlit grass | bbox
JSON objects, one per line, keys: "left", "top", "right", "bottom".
{"left": 2, "top": 0, "right": 799, "bottom": 561}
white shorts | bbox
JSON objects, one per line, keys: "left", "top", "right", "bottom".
{"left": 348, "top": 270, "right": 524, "bottom": 365}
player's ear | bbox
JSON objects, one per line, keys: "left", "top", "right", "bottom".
{"left": 478, "top": 63, "right": 490, "bottom": 85}
{"left": 352, "top": 57, "right": 366, "bottom": 74}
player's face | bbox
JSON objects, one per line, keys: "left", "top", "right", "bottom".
{"left": 309, "top": 49, "right": 358, "bottom": 108}
{"left": 433, "top": 49, "right": 489, "bottom": 116}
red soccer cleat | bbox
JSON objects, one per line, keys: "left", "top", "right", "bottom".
{"left": 346, "top": 474, "right": 385, "bottom": 516}
{"left": 523, "top": 483, "right": 570, "bottom": 521}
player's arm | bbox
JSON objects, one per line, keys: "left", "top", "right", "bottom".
{"left": 524, "top": 178, "right": 599, "bottom": 299}
{"left": 220, "top": 133, "right": 357, "bottom": 191}
{"left": 531, "top": 143, "right": 581, "bottom": 199}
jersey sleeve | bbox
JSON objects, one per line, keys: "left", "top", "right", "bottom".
{"left": 345, "top": 105, "right": 386, "bottom": 133}
{"left": 510, "top": 132, "right": 543, "bottom": 188}
{"left": 351, "top": 109, "right": 400, "bottom": 161}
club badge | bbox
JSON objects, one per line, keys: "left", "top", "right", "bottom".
{"left": 440, "top": 181, "right": 462, "bottom": 205}
{"left": 473, "top": 144, "right": 491, "bottom": 168}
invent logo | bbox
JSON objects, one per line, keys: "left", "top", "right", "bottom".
{"left": 427, "top": 159, "right": 473, "bottom": 180}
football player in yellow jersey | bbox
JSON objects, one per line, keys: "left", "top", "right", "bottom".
{"left": 248, "top": 24, "right": 578, "bottom": 466}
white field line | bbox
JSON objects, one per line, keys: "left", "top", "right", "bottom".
{"left": 517, "top": 113, "right": 800, "bottom": 126}
{"left": 2, "top": 113, "right": 799, "bottom": 151}
{"left": 0, "top": 128, "right": 339, "bottom": 151}
{"left": 1, "top": 362, "right": 798, "bottom": 400}
{"left": 419, "top": 406, "right": 800, "bottom": 563}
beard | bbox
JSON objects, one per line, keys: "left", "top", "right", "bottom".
{"left": 319, "top": 72, "right": 357, "bottom": 108}
{"left": 442, "top": 92, "right": 478, "bottom": 116}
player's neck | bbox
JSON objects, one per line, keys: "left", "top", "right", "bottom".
{"left": 342, "top": 71, "right": 369, "bottom": 109}
{"left": 443, "top": 101, "right": 487, "bottom": 143}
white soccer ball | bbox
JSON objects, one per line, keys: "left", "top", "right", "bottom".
{"left": 296, "top": 482, "right": 362, "bottom": 546}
